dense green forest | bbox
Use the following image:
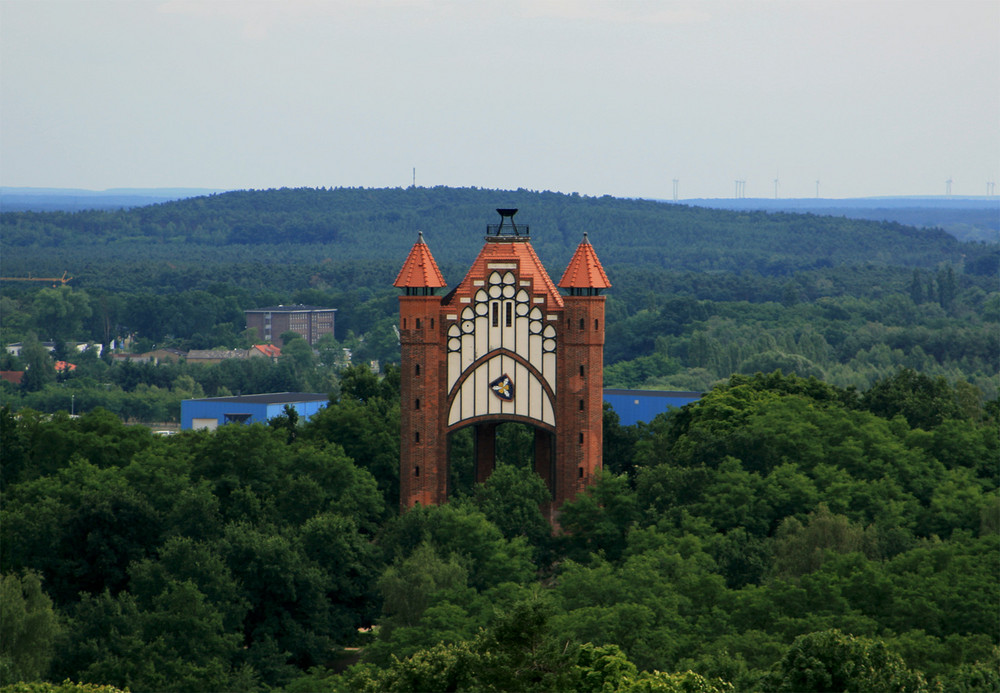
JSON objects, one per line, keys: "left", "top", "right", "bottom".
{"left": 2, "top": 187, "right": 998, "bottom": 691}
{"left": 686, "top": 197, "right": 1000, "bottom": 245}
{"left": 2, "top": 187, "right": 997, "bottom": 413}
{"left": 2, "top": 368, "right": 997, "bottom": 691}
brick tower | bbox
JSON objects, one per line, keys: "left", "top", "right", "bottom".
{"left": 395, "top": 211, "right": 610, "bottom": 521}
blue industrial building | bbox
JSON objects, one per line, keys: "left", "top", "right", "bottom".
{"left": 602, "top": 389, "right": 701, "bottom": 426}
{"left": 180, "top": 389, "right": 697, "bottom": 432}
{"left": 181, "top": 392, "right": 329, "bottom": 431}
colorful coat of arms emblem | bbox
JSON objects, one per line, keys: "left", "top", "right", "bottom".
{"left": 489, "top": 374, "right": 515, "bottom": 401}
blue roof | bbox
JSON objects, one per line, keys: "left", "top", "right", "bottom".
{"left": 187, "top": 392, "right": 328, "bottom": 405}
{"left": 180, "top": 393, "right": 329, "bottom": 430}
{"left": 603, "top": 388, "right": 701, "bottom": 426}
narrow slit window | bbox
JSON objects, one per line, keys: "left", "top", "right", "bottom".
{"left": 492, "top": 302, "right": 499, "bottom": 327}
{"left": 505, "top": 302, "right": 513, "bottom": 327}
{"left": 415, "top": 431, "right": 420, "bottom": 443}
{"left": 415, "top": 466, "right": 420, "bottom": 477}
{"left": 403, "top": 318, "right": 407, "bottom": 329}
{"left": 594, "top": 319, "right": 599, "bottom": 330}
{"left": 579, "top": 432, "right": 584, "bottom": 444}
{"left": 416, "top": 318, "right": 422, "bottom": 329}
{"left": 416, "top": 364, "right": 421, "bottom": 376}
{"left": 579, "top": 318, "right": 585, "bottom": 330}
{"left": 579, "top": 399, "right": 585, "bottom": 411}
{"left": 579, "top": 365, "right": 585, "bottom": 377}
{"left": 578, "top": 467, "right": 584, "bottom": 478}
{"left": 415, "top": 398, "right": 421, "bottom": 410}
{"left": 430, "top": 318, "right": 434, "bottom": 329}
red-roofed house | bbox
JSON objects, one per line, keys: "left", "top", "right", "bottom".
{"left": 250, "top": 344, "right": 282, "bottom": 361}
{"left": 0, "top": 371, "right": 24, "bottom": 386}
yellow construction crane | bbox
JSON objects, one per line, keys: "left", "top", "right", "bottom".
{"left": 0, "top": 271, "right": 73, "bottom": 287}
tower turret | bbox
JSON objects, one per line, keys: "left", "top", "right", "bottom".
{"left": 394, "top": 231, "right": 447, "bottom": 295}
{"left": 552, "top": 233, "right": 610, "bottom": 515}
{"left": 558, "top": 231, "right": 612, "bottom": 295}
{"left": 396, "top": 232, "right": 448, "bottom": 508}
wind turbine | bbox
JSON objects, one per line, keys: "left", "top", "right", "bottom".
{"left": 672, "top": 179, "right": 679, "bottom": 202}
{"left": 946, "top": 178, "right": 953, "bottom": 196}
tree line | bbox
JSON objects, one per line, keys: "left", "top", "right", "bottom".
{"left": 3, "top": 257, "right": 994, "bottom": 421}
{"left": 2, "top": 187, "right": 997, "bottom": 690}
{"left": 2, "top": 368, "right": 997, "bottom": 692}
{"left": 3, "top": 187, "right": 996, "bottom": 418}
{"left": 3, "top": 186, "right": 993, "bottom": 276}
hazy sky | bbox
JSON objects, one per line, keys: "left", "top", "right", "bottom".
{"left": 2, "top": 0, "right": 997, "bottom": 199}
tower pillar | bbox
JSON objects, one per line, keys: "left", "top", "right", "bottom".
{"left": 474, "top": 423, "right": 497, "bottom": 484}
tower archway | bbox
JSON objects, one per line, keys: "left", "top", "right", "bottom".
{"left": 445, "top": 420, "right": 549, "bottom": 498}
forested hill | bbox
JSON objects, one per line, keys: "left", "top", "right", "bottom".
{"left": 681, "top": 196, "right": 1000, "bottom": 244}
{"left": 2, "top": 186, "right": 990, "bottom": 280}
{"left": 4, "top": 185, "right": 996, "bottom": 400}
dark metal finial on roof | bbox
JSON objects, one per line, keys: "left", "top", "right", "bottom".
{"left": 486, "top": 208, "right": 529, "bottom": 238}
{"left": 495, "top": 208, "right": 519, "bottom": 236}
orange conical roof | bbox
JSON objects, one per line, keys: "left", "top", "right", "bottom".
{"left": 394, "top": 232, "right": 447, "bottom": 288}
{"left": 558, "top": 232, "right": 611, "bottom": 289}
